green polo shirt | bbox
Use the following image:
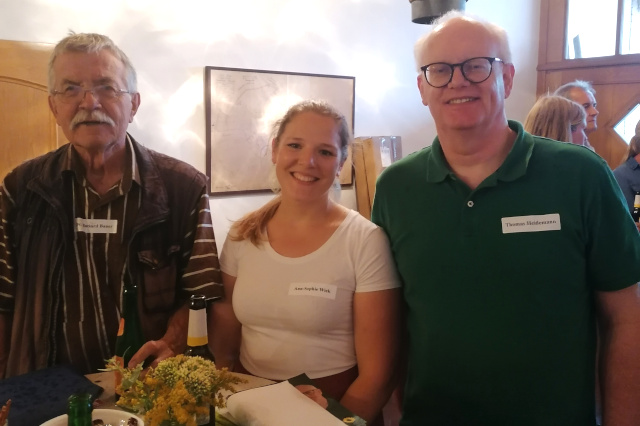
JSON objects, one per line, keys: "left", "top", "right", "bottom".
{"left": 372, "top": 121, "right": 640, "bottom": 426}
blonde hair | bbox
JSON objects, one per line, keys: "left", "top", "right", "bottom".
{"left": 524, "top": 95, "right": 586, "bottom": 143}
{"left": 229, "top": 100, "right": 351, "bottom": 245}
{"left": 627, "top": 119, "right": 640, "bottom": 159}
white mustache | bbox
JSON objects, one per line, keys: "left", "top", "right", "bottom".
{"left": 70, "top": 110, "right": 116, "bottom": 129}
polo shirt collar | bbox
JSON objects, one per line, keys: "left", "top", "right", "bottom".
{"left": 424, "top": 120, "right": 534, "bottom": 185}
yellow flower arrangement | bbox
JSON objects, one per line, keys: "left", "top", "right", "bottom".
{"left": 104, "top": 355, "right": 245, "bottom": 426}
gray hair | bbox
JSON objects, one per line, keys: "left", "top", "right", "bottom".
{"left": 414, "top": 10, "right": 513, "bottom": 73}
{"left": 553, "top": 80, "right": 596, "bottom": 98}
{"left": 48, "top": 32, "right": 137, "bottom": 93}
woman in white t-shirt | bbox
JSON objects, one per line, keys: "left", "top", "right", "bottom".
{"left": 213, "top": 100, "right": 401, "bottom": 424}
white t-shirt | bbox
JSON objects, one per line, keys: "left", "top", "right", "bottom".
{"left": 220, "top": 209, "right": 400, "bottom": 380}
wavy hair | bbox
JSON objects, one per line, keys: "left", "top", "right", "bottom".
{"left": 524, "top": 95, "right": 586, "bottom": 143}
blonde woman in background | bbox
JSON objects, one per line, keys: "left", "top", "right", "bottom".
{"left": 213, "top": 100, "right": 401, "bottom": 425}
{"left": 524, "top": 95, "right": 588, "bottom": 146}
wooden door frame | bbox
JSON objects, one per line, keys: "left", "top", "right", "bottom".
{"left": 537, "top": 0, "right": 640, "bottom": 95}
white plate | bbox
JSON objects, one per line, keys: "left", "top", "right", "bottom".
{"left": 40, "top": 408, "right": 144, "bottom": 426}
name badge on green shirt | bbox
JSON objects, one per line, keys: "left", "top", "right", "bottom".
{"left": 501, "top": 214, "right": 561, "bottom": 234}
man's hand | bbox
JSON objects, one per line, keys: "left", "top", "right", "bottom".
{"left": 127, "top": 303, "right": 189, "bottom": 369}
{"left": 128, "top": 339, "right": 175, "bottom": 369}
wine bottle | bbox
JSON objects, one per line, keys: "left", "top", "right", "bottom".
{"left": 185, "top": 294, "right": 214, "bottom": 426}
{"left": 114, "top": 284, "right": 144, "bottom": 399}
{"left": 632, "top": 191, "right": 640, "bottom": 223}
{"left": 67, "top": 393, "right": 92, "bottom": 426}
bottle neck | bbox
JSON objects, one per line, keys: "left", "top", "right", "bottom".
{"left": 123, "top": 285, "right": 138, "bottom": 313}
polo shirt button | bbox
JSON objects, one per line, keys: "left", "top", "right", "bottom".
{"left": 467, "top": 201, "right": 474, "bottom": 207}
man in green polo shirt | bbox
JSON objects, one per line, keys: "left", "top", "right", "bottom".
{"left": 371, "top": 11, "right": 640, "bottom": 426}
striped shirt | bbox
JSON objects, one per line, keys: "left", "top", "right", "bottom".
{"left": 0, "top": 136, "right": 223, "bottom": 375}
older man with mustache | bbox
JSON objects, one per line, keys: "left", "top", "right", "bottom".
{"left": 0, "top": 33, "right": 223, "bottom": 378}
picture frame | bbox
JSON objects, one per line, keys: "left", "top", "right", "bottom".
{"left": 204, "top": 66, "right": 355, "bottom": 194}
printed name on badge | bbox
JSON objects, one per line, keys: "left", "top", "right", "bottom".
{"left": 289, "top": 282, "right": 337, "bottom": 300}
{"left": 501, "top": 213, "right": 561, "bottom": 234}
{"left": 76, "top": 218, "right": 118, "bottom": 234}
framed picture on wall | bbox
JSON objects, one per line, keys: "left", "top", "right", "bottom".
{"left": 204, "top": 66, "right": 355, "bottom": 194}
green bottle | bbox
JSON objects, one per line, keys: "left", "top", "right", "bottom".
{"left": 114, "top": 284, "right": 144, "bottom": 397}
{"left": 67, "top": 393, "right": 92, "bottom": 426}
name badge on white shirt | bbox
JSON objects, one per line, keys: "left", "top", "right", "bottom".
{"left": 501, "top": 214, "right": 561, "bottom": 234}
{"left": 76, "top": 218, "right": 118, "bottom": 234}
{"left": 289, "top": 283, "right": 337, "bottom": 300}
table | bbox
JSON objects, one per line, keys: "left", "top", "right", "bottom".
{"left": 86, "top": 372, "right": 117, "bottom": 408}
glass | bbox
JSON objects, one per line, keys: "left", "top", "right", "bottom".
{"left": 67, "top": 393, "right": 92, "bottom": 426}
{"left": 566, "top": 0, "right": 618, "bottom": 59}
{"left": 614, "top": 103, "right": 640, "bottom": 144}
{"left": 420, "top": 57, "right": 503, "bottom": 88}
{"left": 620, "top": 0, "right": 640, "bottom": 54}
{"left": 52, "top": 84, "right": 130, "bottom": 103}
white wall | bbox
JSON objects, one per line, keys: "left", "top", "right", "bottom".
{"left": 0, "top": 0, "right": 540, "bottom": 250}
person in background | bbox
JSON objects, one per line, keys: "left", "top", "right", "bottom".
{"left": 613, "top": 119, "right": 640, "bottom": 230}
{"left": 213, "top": 100, "right": 401, "bottom": 425}
{"left": 554, "top": 79, "right": 599, "bottom": 150}
{"left": 0, "top": 33, "right": 223, "bottom": 378}
{"left": 524, "top": 95, "right": 588, "bottom": 146}
{"left": 372, "top": 11, "right": 640, "bottom": 426}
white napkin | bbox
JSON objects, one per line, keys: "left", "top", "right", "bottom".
{"left": 225, "top": 381, "right": 345, "bottom": 426}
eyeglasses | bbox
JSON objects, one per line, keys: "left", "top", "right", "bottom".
{"left": 52, "top": 84, "right": 131, "bottom": 103}
{"left": 420, "top": 57, "right": 504, "bottom": 88}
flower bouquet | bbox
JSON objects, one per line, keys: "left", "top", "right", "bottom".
{"left": 104, "top": 355, "right": 245, "bottom": 426}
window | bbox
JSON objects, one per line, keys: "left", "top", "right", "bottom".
{"left": 566, "top": 0, "right": 640, "bottom": 59}
{"left": 614, "top": 104, "right": 640, "bottom": 144}
{"left": 621, "top": 0, "right": 640, "bottom": 54}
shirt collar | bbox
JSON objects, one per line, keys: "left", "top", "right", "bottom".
{"left": 624, "top": 156, "right": 640, "bottom": 170}
{"left": 63, "top": 133, "right": 141, "bottom": 191}
{"left": 425, "top": 120, "right": 534, "bottom": 185}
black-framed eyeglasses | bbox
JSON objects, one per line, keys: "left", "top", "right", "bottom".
{"left": 52, "top": 84, "right": 131, "bottom": 103}
{"left": 420, "top": 57, "right": 504, "bottom": 88}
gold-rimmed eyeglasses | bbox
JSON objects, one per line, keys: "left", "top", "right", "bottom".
{"left": 421, "top": 57, "right": 504, "bottom": 88}
{"left": 51, "top": 84, "right": 132, "bottom": 103}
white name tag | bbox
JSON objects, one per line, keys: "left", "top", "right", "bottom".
{"left": 76, "top": 218, "right": 118, "bottom": 234}
{"left": 501, "top": 214, "right": 561, "bottom": 234}
{"left": 289, "top": 282, "right": 337, "bottom": 300}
